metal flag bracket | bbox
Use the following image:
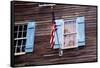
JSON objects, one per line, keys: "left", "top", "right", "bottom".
{"left": 59, "top": 47, "right": 63, "bottom": 56}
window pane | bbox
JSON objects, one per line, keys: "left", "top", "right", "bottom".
{"left": 23, "top": 39, "right": 26, "bottom": 45}
{"left": 23, "top": 32, "right": 26, "bottom": 37}
{"left": 22, "top": 46, "right": 25, "bottom": 52}
{"left": 18, "top": 40, "right": 22, "bottom": 46}
{"left": 19, "top": 25, "right": 22, "bottom": 31}
{"left": 24, "top": 25, "right": 27, "bottom": 31}
{"left": 18, "top": 32, "right": 22, "bottom": 38}
{"left": 16, "top": 47, "right": 20, "bottom": 53}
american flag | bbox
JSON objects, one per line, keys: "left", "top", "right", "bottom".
{"left": 50, "top": 11, "right": 57, "bottom": 48}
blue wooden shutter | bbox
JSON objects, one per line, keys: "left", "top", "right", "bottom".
{"left": 76, "top": 16, "right": 85, "bottom": 47}
{"left": 54, "top": 19, "right": 64, "bottom": 49}
{"left": 25, "top": 22, "right": 35, "bottom": 52}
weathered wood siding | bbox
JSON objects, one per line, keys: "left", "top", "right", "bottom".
{"left": 13, "top": 1, "right": 97, "bottom": 66}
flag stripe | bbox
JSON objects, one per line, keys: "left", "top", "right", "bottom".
{"left": 50, "top": 23, "right": 56, "bottom": 48}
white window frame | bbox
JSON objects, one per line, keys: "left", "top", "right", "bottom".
{"left": 62, "top": 19, "right": 78, "bottom": 49}
{"left": 14, "top": 22, "right": 28, "bottom": 56}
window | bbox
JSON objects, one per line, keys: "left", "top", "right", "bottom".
{"left": 63, "top": 20, "right": 78, "bottom": 49}
{"left": 53, "top": 16, "right": 85, "bottom": 49}
{"left": 14, "top": 24, "right": 27, "bottom": 55}
{"left": 14, "top": 22, "right": 36, "bottom": 55}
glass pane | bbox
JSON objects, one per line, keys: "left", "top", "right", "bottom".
{"left": 18, "top": 32, "right": 22, "bottom": 38}
{"left": 22, "top": 46, "right": 25, "bottom": 52}
{"left": 18, "top": 40, "right": 22, "bottom": 46}
{"left": 23, "top": 32, "right": 26, "bottom": 37}
{"left": 19, "top": 25, "right": 23, "bottom": 31}
{"left": 23, "top": 39, "right": 26, "bottom": 45}
{"left": 16, "top": 47, "right": 20, "bottom": 53}
{"left": 24, "top": 25, "right": 27, "bottom": 31}
{"left": 64, "top": 20, "right": 76, "bottom": 34}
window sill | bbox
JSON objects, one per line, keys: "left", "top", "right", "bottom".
{"left": 14, "top": 52, "right": 25, "bottom": 56}
{"left": 62, "top": 46, "right": 77, "bottom": 49}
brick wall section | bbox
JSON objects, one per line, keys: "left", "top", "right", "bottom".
{"left": 13, "top": 1, "right": 97, "bottom": 66}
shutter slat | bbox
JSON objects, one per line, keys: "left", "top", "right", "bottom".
{"left": 25, "top": 22, "right": 35, "bottom": 52}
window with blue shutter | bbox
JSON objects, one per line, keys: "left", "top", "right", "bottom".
{"left": 14, "top": 22, "right": 36, "bottom": 55}
{"left": 76, "top": 16, "right": 85, "bottom": 47}
{"left": 25, "top": 22, "right": 35, "bottom": 52}
{"left": 54, "top": 19, "right": 64, "bottom": 49}
{"left": 53, "top": 17, "right": 85, "bottom": 49}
